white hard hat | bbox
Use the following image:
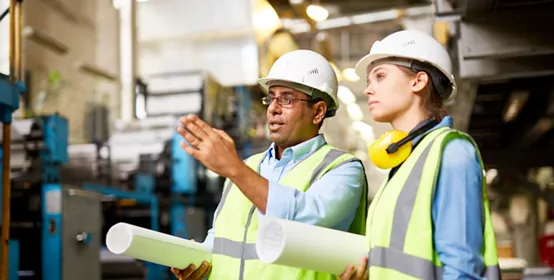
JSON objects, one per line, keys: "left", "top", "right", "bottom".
{"left": 354, "top": 30, "right": 457, "bottom": 103}
{"left": 258, "top": 49, "right": 339, "bottom": 117}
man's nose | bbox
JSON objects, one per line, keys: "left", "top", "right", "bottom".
{"left": 268, "top": 98, "right": 281, "bottom": 114}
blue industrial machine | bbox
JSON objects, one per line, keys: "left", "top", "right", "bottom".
{"left": 0, "top": 69, "right": 25, "bottom": 280}
{"left": 60, "top": 71, "right": 251, "bottom": 280}
{"left": 3, "top": 113, "right": 103, "bottom": 280}
{"left": 0, "top": 68, "right": 257, "bottom": 280}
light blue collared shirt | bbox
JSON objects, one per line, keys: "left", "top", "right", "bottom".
{"left": 202, "top": 134, "right": 366, "bottom": 248}
{"left": 409, "top": 116, "right": 485, "bottom": 280}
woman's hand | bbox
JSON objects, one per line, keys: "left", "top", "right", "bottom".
{"left": 338, "top": 256, "right": 368, "bottom": 280}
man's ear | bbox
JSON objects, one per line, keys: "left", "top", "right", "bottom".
{"left": 411, "top": 71, "right": 429, "bottom": 93}
{"left": 313, "top": 101, "right": 327, "bottom": 125}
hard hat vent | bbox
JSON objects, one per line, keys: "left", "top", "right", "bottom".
{"left": 308, "top": 68, "right": 319, "bottom": 75}
{"left": 402, "top": 40, "right": 416, "bottom": 46}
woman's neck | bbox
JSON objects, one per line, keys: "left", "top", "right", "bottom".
{"left": 391, "top": 109, "right": 429, "bottom": 132}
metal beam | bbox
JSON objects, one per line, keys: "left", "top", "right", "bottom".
{"left": 457, "top": 48, "right": 554, "bottom": 81}
{"left": 459, "top": 12, "right": 554, "bottom": 60}
{"left": 482, "top": 149, "right": 554, "bottom": 168}
{"left": 459, "top": 0, "right": 495, "bottom": 14}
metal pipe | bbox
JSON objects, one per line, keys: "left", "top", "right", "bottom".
{"left": 16, "top": 2, "right": 22, "bottom": 79}
{"left": 8, "top": 0, "right": 15, "bottom": 81}
{"left": 1, "top": 0, "right": 19, "bottom": 277}
{"left": 0, "top": 125, "right": 12, "bottom": 280}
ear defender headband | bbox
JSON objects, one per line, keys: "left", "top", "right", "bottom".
{"left": 368, "top": 57, "right": 454, "bottom": 99}
{"left": 368, "top": 119, "right": 438, "bottom": 170}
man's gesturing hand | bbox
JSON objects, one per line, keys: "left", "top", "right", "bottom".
{"left": 177, "top": 114, "right": 242, "bottom": 178}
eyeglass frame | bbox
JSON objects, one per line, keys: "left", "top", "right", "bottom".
{"left": 261, "top": 95, "right": 321, "bottom": 106}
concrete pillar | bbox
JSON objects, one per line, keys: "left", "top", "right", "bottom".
{"left": 116, "top": 0, "right": 137, "bottom": 122}
{"left": 95, "top": 0, "right": 120, "bottom": 130}
{"left": 509, "top": 193, "right": 540, "bottom": 265}
{"left": 534, "top": 167, "right": 554, "bottom": 234}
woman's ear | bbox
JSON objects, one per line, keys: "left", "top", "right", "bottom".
{"left": 411, "top": 71, "right": 429, "bottom": 93}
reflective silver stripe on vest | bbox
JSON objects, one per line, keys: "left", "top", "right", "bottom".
{"left": 213, "top": 237, "right": 258, "bottom": 260}
{"left": 309, "top": 149, "right": 346, "bottom": 185}
{"left": 368, "top": 133, "right": 501, "bottom": 279}
{"left": 367, "top": 247, "right": 501, "bottom": 280}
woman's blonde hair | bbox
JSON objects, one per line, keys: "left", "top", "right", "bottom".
{"left": 398, "top": 66, "right": 448, "bottom": 121}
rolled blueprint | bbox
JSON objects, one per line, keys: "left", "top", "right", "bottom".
{"left": 256, "top": 217, "right": 368, "bottom": 275}
{"left": 106, "top": 222, "right": 212, "bottom": 269}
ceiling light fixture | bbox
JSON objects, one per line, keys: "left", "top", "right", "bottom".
{"left": 306, "top": 4, "right": 329, "bottom": 22}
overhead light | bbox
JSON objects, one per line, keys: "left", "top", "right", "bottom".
{"left": 347, "top": 103, "right": 363, "bottom": 121}
{"left": 306, "top": 4, "right": 329, "bottom": 22}
{"left": 342, "top": 68, "right": 360, "bottom": 82}
{"left": 338, "top": 86, "right": 356, "bottom": 104}
{"left": 289, "top": 0, "right": 303, "bottom": 4}
{"left": 252, "top": 0, "right": 281, "bottom": 39}
{"left": 503, "top": 90, "right": 528, "bottom": 123}
{"left": 486, "top": 169, "right": 498, "bottom": 185}
{"left": 284, "top": 6, "right": 431, "bottom": 34}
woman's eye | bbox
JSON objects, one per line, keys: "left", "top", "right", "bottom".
{"left": 376, "top": 74, "right": 385, "bottom": 81}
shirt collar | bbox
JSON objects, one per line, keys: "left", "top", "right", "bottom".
{"left": 268, "top": 134, "right": 327, "bottom": 162}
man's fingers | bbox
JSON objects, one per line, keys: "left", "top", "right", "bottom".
{"left": 200, "top": 263, "right": 212, "bottom": 278}
{"left": 177, "top": 264, "right": 196, "bottom": 279}
{"left": 180, "top": 141, "right": 198, "bottom": 159}
{"left": 339, "top": 265, "right": 354, "bottom": 280}
{"left": 181, "top": 115, "right": 210, "bottom": 140}
{"left": 177, "top": 126, "right": 202, "bottom": 149}
{"left": 214, "top": 129, "right": 233, "bottom": 142}
{"left": 184, "top": 114, "right": 219, "bottom": 140}
{"left": 354, "top": 257, "right": 368, "bottom": 279}
{"left": 189, "top": 261, "right": 210, "bottom": 279}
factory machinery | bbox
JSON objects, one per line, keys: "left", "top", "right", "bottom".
{"left": 0, "top": 71, "right": 257, "bottom": 280}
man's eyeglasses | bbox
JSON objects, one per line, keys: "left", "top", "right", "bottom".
{"left": 261, "top": 96, "right": 312, "bottom": 106}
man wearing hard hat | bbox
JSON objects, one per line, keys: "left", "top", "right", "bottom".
{"left": 338, "top": 30, "right": 500, "bottom": 280}
{"left": 171, "top": 49, "right": 368, "bottom": 280}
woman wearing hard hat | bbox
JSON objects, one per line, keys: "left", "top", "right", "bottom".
{"left": 338, "top": 30, "right": 501, "bottom": 280}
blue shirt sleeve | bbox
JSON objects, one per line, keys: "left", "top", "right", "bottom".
{"left": 262, "top": 160, "right": 365, "bottom": 230}
{"left": 433, "top": 138, "right": 486, "bottom": 280}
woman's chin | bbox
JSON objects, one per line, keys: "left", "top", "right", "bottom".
{"left": 369, "top": 111, "right": 391, "bottom": 123}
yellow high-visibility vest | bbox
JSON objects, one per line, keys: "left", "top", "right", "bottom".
{"left": 366, "top": 127, "right": 501, "bottom": 279}
{"left": 209, "top": 144, "right": 367, "bottom": 280}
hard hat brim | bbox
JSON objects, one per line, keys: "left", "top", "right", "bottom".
{"left": 257, "top": 77, "right": 340, "bottom": 113}
{"left": 256, "top": 77, "right": 311, "bottom": 95}
{"left": 354, "top": 52, "right": 457, "bottom": 103}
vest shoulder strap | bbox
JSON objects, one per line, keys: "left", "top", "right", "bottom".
{"left": 244, "top": 152, "right": 267, "bottom": 170}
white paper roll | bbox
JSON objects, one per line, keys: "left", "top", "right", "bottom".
{"left": 106, "top": 222, "right": 212, "bottom": 269}
{"left": 256, "top": 217, "right": 368, "bottom": 275}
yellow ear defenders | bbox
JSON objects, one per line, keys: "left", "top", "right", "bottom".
{"left": 368, "top": 119, "right": 439, "bottom": 170}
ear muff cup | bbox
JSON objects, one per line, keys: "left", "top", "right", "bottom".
{"left": 368, "top": 130, "right": 412, "bottom": 170}
{"left": 368, "top": 119, "right": 439, "bottom": 170}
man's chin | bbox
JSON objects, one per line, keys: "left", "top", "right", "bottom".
{"left": 269, "top": 133, "right": 283, "bottom": 144}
